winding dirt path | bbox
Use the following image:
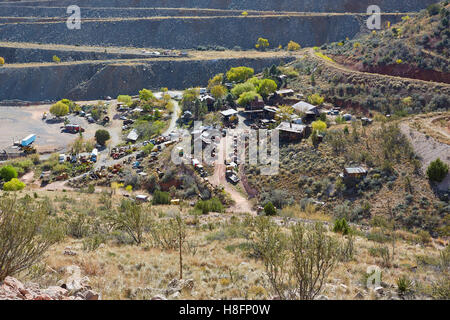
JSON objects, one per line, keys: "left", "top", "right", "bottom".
{"left": 209, "top": 135, "right": 255, "bottom": 215}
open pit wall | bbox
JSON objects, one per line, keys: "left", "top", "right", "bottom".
{"left": 0, "top": 56, "right": 294, "bottom": 102}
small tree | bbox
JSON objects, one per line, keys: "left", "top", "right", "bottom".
{"left": 0, "top": 165, "right": 18, "bottom": 182}
{"left": 307, "top": 94, "right": 325, "bottom": 106}
{"left": 49, "top": 101, "right": 69, "bottom": 118}
{"left": 95, "top": 129, "right": 110, "bottom": 146}
{"left": 226, "top": 66, "right": 254, "bottom": 83}
{"left": 312, "top": 120, "right": 327, "bottom": 133}
{"left": 237, "top": 91, "right": 261, "bottom": 107}
{"left": 175, "top": 216, "right": 186, "bottom": 279}
{"left": 139, "top": 88, "right": 154, "bottom": 101}
{"left": 264, "top": 201, "right": 276, "bottom": 215}
{"left": 427, "top": 158, "right": 449, "bottom": 183}
{"left": 0, "top": 57, "right": 5, "bottom": 65}
{"left": 106, "top": 200, "right": 150, "bottom": 245}
{"left": 52, "top": 55, "right": 61, "bottom": 63}
{"left": 210, "top": 85, "right": 228, "bottom": 99}
{"left": 287, "top": 41, "right": 301, "bottom": 51}
{"left": 152, "top": 190, "right": 170, "bottom": 205}
{"left": 252, "top": 219, "right": 341, "bottom": 300}
{"left": 255, "top": 37, "right": 270, "bottom": 51}
{"left": 117, "top": 95, "right": 132, "bottom": 106}
{"left": 3, "top": 178, "right": 25, "bottom": 191}
{"left": 0, "top": 196, "right": 64, "bottom": 281}
{"left": 257, "top": 79, "right": 277, "bottom": 99}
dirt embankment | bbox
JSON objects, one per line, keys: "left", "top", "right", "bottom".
{"left": 1, "top": 0, "right": 437, "bottom": 13}
{"left": 332, "top": 55, "right": 450, "bottom": 84}
{"left": 0, "top": 56, "right": 294, "bottom": 102}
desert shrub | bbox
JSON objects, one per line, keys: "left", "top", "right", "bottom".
{"left": 260, "top": 189, "right": 293, "bottom": 209}
{"left": 397, "top": 275, "right": 414, "bottom": 295}
{"left": 66, "top": 212, "right": 91, "bottom": 238}
{"left": 0, "top": 165, "right": 18, "bottom": 182}
{"left": 105, "top": 200, "right": 150, "bottom": 244}
{"left": 287, "top": 40, "right": 301, "bottom": 51}
{"left": 3, "top": 178, "right": 25, "bottom": 191}
{"left": 333, "top": 218, "right": 351, "bottom": 235}
{"left": 264, "top": 201, "right": 277, "bottom": 216}
{"left": 0, "top": 195, "right": 64, "bottom": 281}
{"left": 339, "top": 234, "right": 355, "bottom": 262}
{"left": 83, "top": 233, "right": 107, "bottom": 251}
{"left": 426, "top": 158, "right": 449, "bottom": 183}
{"left": 252, "top": 219, "right": 342, "bottom": 300}
{"left": 195, "top": 197, "right": 223, "bottom": 214}
{"left": 150, "top": 217, "right": 186, "bottom": 250}
{"left": 152, "top": 190, "right": 170, "bottom": 205}
{"left": 427, "top": 3, "right": 441, "bottom": 16}
{"left": 432, "top": 276, "right": 450, "bottom": 300}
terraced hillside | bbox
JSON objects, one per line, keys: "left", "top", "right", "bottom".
{"left": 0, "top": 0, "right": 438, "bottom": 102}
{"left": 0, "top": 0, "right": 438, "bottom": 12}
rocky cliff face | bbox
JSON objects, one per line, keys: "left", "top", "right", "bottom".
{"left": 0, "top": 14, "right": 403, "bottom": 50}
{"left": 0, "top": 0, "right": 437, "bottom": 13}
{"left": 0, "top": 56, "right": 294, "bottom": 102}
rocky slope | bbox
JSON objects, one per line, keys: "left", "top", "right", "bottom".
{"left": 0, "top": 56, "right": 294, "bottom": 101}
{"left": 0, "top": 0, "right": 438, "bottom": 13}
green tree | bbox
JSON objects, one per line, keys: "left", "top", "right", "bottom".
{"left": 252, "top": 219, "right": 341, "bottom": 300}
{"left": 106, "top": 199, "right": 150, "bottom": 244}
{"left": 287, "top": 40, "right": 301, "bottom": 51}
{"left": 117, "top": 95, "right": 132, "bottom": 106}
{"left": 152, "top": 190, "right": 171, "bottom": 205}
{"left": 231, "top": 82, "right": 256, "bottom": 97}
{"left": 210, "top": 85, "right": 228, "bottom": 99}
{"left": 237, "top": 91, "right": 261, "bottom": 107}
{"left": 181, "top": 88, "right": 200, "bottom": 111}
{"left": 95, "top": 129, "right": 110, "bottom": 146}
{"left": 312, "top": 120, "right": 327, "bottom": 133}
{"left": 226, "top": 66, "right": 254, "bottom": 83}
{"left": 52, "top": 55, "right": 61, "bottom": 63}
{"left": 207, "top": 73, "right": 224, "bottom": 89}
{"left": 307, "top": 94, "right": 325, "bottom": 106}
{"left": 3, "top": 178, "right": 25, "bottom": 191}
{"left": 139, "top": 89, "right": 154, "bottom": 101}
{"left": 0, "top": 195, "right": 64, "bottom": 281}
{"left": 0, "top": 165, "right": 18, "bottom": 182}
{"left": 255, "top": 37, "right": 270, "bottom": 51}
{"left": 276, "top": 105, "right": 294, "bottom": 123}
{"left": 264, "top": 201, "right": 277, "bottom": 215}
{"left": 257, "top": 79, "right": 277, "bottom": 99}
{"left": 49, "top": 101, "right": 69, "bottom": 118}
{"left": 426, "top": 158, "right": 449, "bottom": 183}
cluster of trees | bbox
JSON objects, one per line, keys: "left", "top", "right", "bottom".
{"left": 229, "top": 74, "right": 277, "bottom": 107}
{"left": 0, "top": 165, "right": 25, "bottom": 191}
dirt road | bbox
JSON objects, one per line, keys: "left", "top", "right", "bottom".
{"left": 209, "top": 133, "right": 255, "bottom": 215}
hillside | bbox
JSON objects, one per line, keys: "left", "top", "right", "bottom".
{"left": 321, "top": 2, "right": 450, "bottom": 83}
